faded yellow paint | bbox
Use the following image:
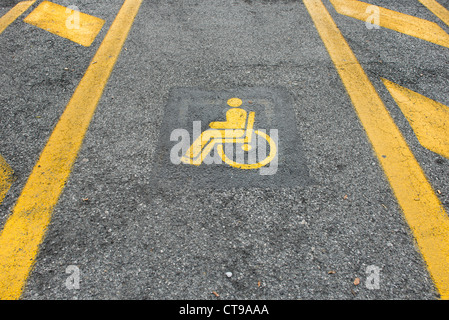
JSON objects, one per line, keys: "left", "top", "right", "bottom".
{"left": 227, "top": 98, "right": 243, "bottom": 108}
{"left": 24, "top": 1, "right": 105, "bottom": 47}
{"left": 382, "top": 78, "right": 449, "bottom": 160}
{"left": 304, "top": 0, "right": 449, "bottom": 299}
{"left": 0, "top": 0, "right": 143, "bottom": 300}
{"left": 181, "top": 99, "right": 277, "bottom": 169}
{"left": 210, "top": 99, "right": 247, "bottom": 130}
{"left": 419, "top": 0, "right": 449, "bottom": 27}
{"left": 0, "top": 1, "right": 35, "bottom": 35}
{"left": 0, "top": 155, "right": 14, "bottom": 205}
{"left": 216, "top": 130, "right": 277, "bottom": 170}
{"left": 330, "top": 0, "right": 449, "bottom": 48}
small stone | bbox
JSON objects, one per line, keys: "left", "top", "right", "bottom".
{"left": 225, "top": 272, "right": 232, "bottom": 278}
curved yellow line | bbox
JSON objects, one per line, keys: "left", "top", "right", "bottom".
{"left": 217, "top": 130, "right": 277, "bottom": 169}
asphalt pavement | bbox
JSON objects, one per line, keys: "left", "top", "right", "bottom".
{"left": 1, "top": 0, "right": 448, "bottom": 300}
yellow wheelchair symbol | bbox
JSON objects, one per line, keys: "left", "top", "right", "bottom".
{"left": 180, "top": 98, "right": 277, "bottom": 169}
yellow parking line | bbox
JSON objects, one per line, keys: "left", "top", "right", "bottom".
{"left": 24, "top": 1, "right": 105, "bottom": 47}
{"left": 0, "top": 0, "right": 35, "bottom": 35}
{"left": 0, "top": 155, "right": 14, "bottom": 205}
{"left": 382, "top": 78, "right": 449, "bottom": 160}
{"left": 304, "top": 0, "right": 449, "bottom": 299}
{"left": 419, "top": 0, "right": 449, "bottom": 27}
{"left": 0, "top": 0, "right": 143, "bottom": 300}
{"left": 330, "top": 0, "right": 449, "bottom": 48}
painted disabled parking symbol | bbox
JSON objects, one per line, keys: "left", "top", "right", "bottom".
{"left": 153, "top": 87, "right": 313, "bottom": 188}
{"left": 173, "top": 97, "right": 278, "bottom": 174}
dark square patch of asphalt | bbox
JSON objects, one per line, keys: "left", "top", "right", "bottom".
{"left": 152, "top": 86, "right": 314, "bottom": 190}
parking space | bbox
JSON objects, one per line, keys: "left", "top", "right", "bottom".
{"left": 0, "top": 0, "right": 448, "bottom": 300}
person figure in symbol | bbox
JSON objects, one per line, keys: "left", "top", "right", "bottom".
{"left": 209, "top": 98, "right": 247, "bottom": 130}
{"left": 181, "top": 98, "right": 248, "bottom": 164}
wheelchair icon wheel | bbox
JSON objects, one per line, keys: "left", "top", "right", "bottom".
{"left": 216, "top": 129, "right": 277, "bottom": 170}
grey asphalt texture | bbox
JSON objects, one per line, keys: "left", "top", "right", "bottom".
{"left": 1, "top": 0, "right": 448, "bottom": 300}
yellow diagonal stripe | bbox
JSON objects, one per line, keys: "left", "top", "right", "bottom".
{"left": 0, "top": 155, "right": 14, "bottom": 205}
{"left": 24, "top": 1, "right": 105, "bottom": 47}
{"left": 330, "top": 0, "right": 449, "bottom": 48}
{"left": 0, "top": 1, "right": 35, "bottom": 35}
{"left": 304, "top": 0, "right": 449, "bottom": 299}
{"left": 419, "top": 0, "right": 449, "bottom": 27}
{"left": 382, "top": 78, "right": 449, "bottom": 159}
{"left": 0, "top": 0, "right": 143, "bottom": 300}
